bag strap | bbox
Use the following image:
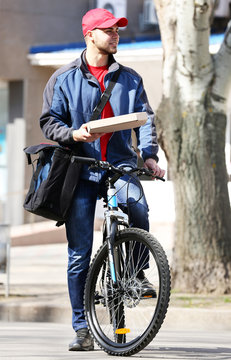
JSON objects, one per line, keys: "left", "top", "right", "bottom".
{"left": 90, "top": 66, "right": 122, "bottom": 121}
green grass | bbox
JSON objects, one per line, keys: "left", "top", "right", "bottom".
{"left": 170, "top": 291, "right": 231, "bottom": 308}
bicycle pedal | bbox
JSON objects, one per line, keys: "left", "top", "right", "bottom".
{"left": 141, "top": 294, "right": 155, "bottom": 299}
{"left": 141, "top": 290, "right": 157, "bottom": 299}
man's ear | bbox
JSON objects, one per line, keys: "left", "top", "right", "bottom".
{"left": 86, "top": 30, "right": 95, "bottom": 43}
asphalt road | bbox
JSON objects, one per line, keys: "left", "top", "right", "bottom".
{"left": 0, "top": 321, "right": 231, "bottom": 360}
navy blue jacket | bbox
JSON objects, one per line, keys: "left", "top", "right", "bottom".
{"left": 40, "top": 50, "right": 159, "bottom": 182}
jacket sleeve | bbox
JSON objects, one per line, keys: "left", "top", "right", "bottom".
{"left": 39, "top": 73, "right": 76, "bottom": 145}
{"left": 134, "top": 78, "right": 159, "bottom": 162}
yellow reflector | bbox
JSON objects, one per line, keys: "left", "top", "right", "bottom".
{"left": 115, "top": 328, "right": 130, "bottom": 335}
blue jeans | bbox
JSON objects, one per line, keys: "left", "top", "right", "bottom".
{"left": 65, "top": 175, "right": 149, "bottom": 331}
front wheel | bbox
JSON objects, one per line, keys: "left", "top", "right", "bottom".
{"left": 84, "top": 228, "right": 171, "bottom": 356}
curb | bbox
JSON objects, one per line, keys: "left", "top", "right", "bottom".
{"left": 1, "top": 300, "right": 231, "bottom": 331}
{"left": 163, "top": 306, "right": 231, "bottom": 331}
{"left": 0, "top": 301, "right": 71, "bottom": 324}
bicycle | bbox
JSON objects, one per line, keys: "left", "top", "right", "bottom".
{"left": 73, "top": 155, "right": 171, "bottom": 356}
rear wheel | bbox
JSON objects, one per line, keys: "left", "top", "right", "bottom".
{"left": 84, "top": 228, "right": 171, "bottom": 356}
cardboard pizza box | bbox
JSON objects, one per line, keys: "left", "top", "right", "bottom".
{"left": 87, "top": 112, "right": 148, "bottom": 134}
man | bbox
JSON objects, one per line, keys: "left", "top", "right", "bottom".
{"left": 40, "top": 8, "right": 165, "bottom": 351}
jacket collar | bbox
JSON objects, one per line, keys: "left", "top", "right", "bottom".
{"left": 79, "top": 49, "right": 120, "bottom": 78}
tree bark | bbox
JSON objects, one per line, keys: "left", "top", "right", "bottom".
{"left": 154, "top": 0, "right": 231, "bottom": 293}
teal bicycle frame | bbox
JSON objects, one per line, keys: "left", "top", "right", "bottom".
{"left": 104, "top": 180, "right": 129, "bottom": 284}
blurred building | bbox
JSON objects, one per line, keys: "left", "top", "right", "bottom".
{"left": 212, "top": 0, "right": 231, "bottom": 32}
{"left": 0, "top": 0, "right": 230, "bottom": 226}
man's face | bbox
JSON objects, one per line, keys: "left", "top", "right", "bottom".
{"left": 90, "top": 26, "right": 120, "bottom": 55}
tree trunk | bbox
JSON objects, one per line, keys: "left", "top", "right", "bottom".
{"left": 154, "top": 0, "right": 231, "bottom": 293}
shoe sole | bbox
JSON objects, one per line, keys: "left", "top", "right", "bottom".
{"left": 69, "top": 345, "right": 94, "bottom": 351}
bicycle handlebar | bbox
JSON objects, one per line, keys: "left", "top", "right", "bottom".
{"left": 72, "top": 155, "right": 165, "bottom": 181}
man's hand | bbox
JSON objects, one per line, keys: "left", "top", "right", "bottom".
{"left": 144, "top": 158, "right": 165, "bottom": 179}
{"left": 73, "top": 123, "right": 105, "bottom": 142}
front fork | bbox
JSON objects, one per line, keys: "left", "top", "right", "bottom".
{"left": 104, "top": 209, "right": 129, "bottom": 285}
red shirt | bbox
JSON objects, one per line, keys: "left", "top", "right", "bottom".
{"left": 87, "top": 64, "right": 113, "bottom": 161}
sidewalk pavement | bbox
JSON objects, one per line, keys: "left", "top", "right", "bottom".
{"left": 1, "top": 322, "right": 231, "bottom": 360}
{"left": 0, "top": 223, "right": 231, "bottom": 332}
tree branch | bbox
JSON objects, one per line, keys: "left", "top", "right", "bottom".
{"left": 211, "top": 21, "right": 231, "bottom": 111}
{"left": 154, "top": 0, "right": 177, "bottom": 98}
{"left": 176, "top": 0, "right": 213, "bottom": 77}
{"left": 175, "top": 0, "right": 214, "bottom": 102}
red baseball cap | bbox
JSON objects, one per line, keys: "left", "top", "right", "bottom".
{"left": 82, "top": 8, "right": 128, "bottom": 37}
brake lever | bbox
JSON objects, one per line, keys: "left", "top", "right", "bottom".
{"left": 141, "top": 168, "right": 165, "bottom": 182}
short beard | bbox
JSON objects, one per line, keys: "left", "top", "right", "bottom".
{"left": 97, "top": 45, "right": 118, "bottom": 55}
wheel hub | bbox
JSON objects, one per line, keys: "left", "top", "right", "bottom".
{"left": 119, "top": 278, "right": 142, "bottom": 308}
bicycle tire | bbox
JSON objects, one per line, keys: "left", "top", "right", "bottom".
{"left": 84, "top": 228, "right": 171, "bottom": 356}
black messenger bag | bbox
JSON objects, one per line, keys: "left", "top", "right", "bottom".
{"left": 23, "top": 144, "right": 81, "bottom": 225}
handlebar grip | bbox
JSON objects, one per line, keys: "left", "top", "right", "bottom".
{"left": 155, "top": 175, "right": 165, "bottom": 182}
{"left": 142, "top": 168, "right": 165, "bottom": 181}
{"left": 71, "top": 155, "right": 97, "bottom": 165}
